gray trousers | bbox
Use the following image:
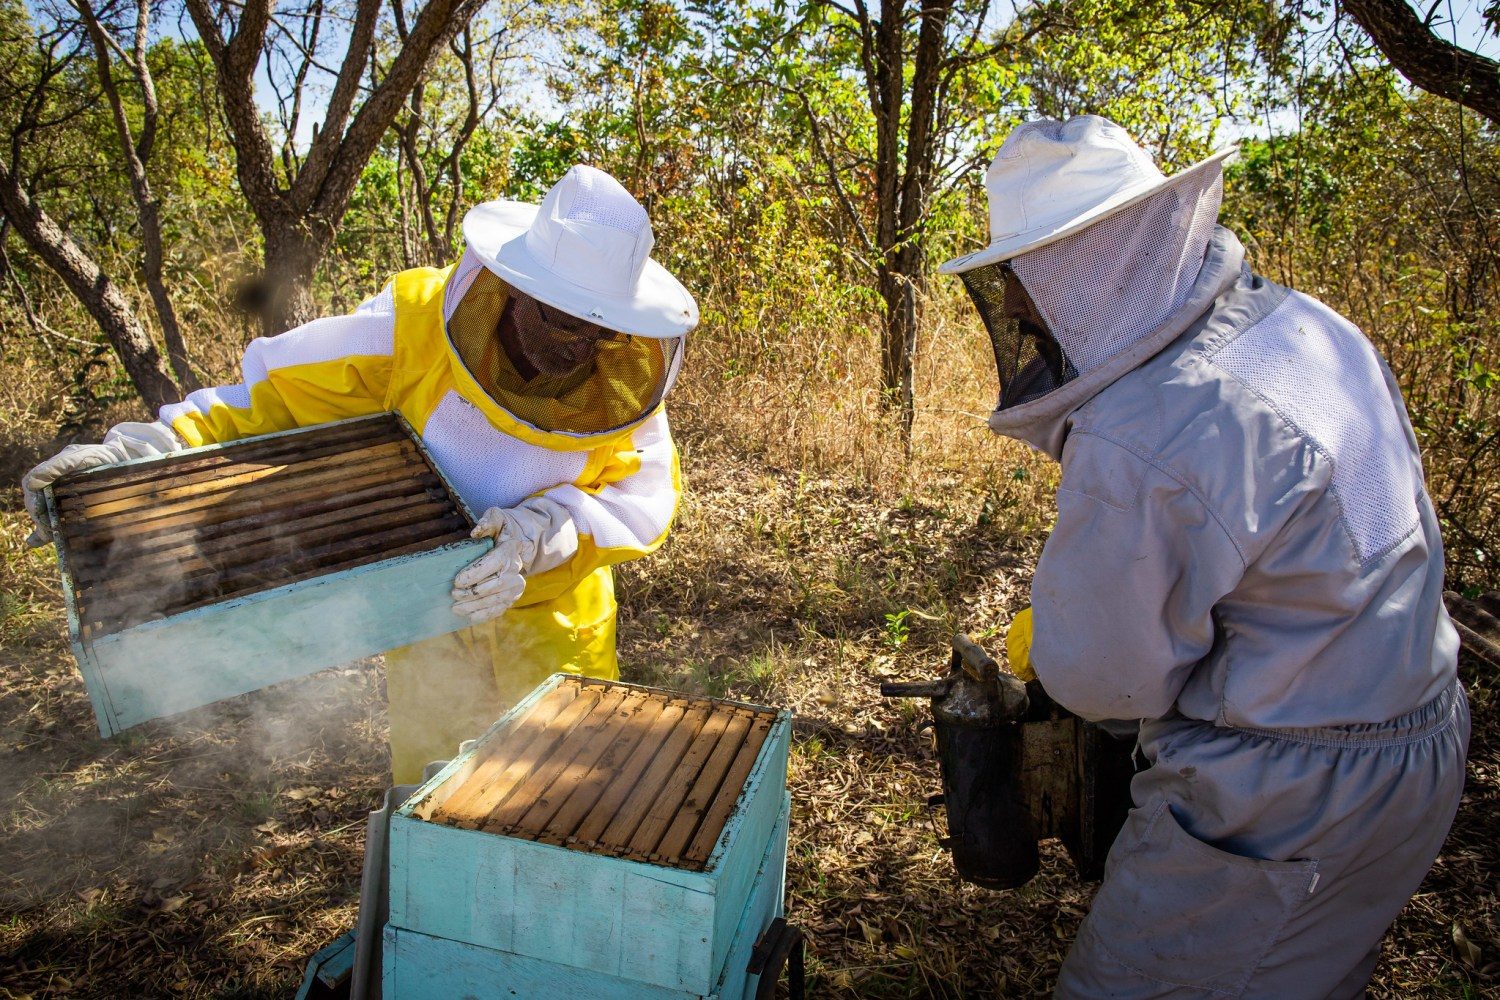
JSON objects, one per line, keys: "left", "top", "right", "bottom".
{"left": 1057, "top": 682, "right": 1469, "bottom": 999}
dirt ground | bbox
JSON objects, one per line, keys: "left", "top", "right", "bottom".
{"left": 0, "top": 440, "right": 1495, "bottom": 998}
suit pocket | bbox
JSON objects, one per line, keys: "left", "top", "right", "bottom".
{"left": 1080, "top": 800, "right": 1318, "bottom": 996}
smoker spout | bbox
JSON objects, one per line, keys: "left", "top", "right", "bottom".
{"left": 879, "top": 678, "right": 953, "bottom": 699}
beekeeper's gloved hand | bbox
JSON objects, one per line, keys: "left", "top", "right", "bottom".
{"left": 451, "top": 496, "right": 578, "bottom": 625}
{"left": 21, "top": 422, "right": 181, "bottom": 548}
{"left": 1006, "top": 606, "right": 1035, "bottom": 683}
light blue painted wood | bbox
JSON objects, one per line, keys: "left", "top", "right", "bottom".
{"left": 389, "top": 802, "right": 719, "bottom": 991}
{"left": 388, "top": 674, "right": 792, "bottom": 996}
{"left": 711, "top": 792, "right": 790, "bottom": 1000}
{"left": 295, "top": 930, "right": 357, "bottom": 1000}
{"left": 45, "top": 414, "right": 489, "bottom": 737}
{"left": 84, "top": 540, "right": 483, "bottom": 736}
{"left": 382, "top": 924, "right": 685, "bottom": 1000}
{"left": 47, "top": 490, "right": 131, "bottom": 734}
{"left": 383, "top": 799, "right": 789, "bottom": 1000}
{"left": 703, "top": 710, "right": 790, "bottom": 981}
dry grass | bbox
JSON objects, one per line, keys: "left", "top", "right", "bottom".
{"left": 0, "top": 286, "right": 1494, "bottom": 998}
{"left": 0, "top": 419, "right": 1495, "bottom": 997}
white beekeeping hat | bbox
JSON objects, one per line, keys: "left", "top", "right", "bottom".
{"left": 940, "top": 115, "right": 1235, "bottom": 274}
{"left": 462, "top": 165, "right": 698, "bottom": 338}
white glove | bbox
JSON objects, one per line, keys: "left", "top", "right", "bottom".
{"left": 450, "top": 497, "right": 578, "bottom": 625}
{"left": 21, "top": 421, "right": 182, "bottom": 548}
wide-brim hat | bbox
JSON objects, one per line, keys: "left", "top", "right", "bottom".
{"left": 463, "top": 165, "right": 699, "bottom": 338}
{"left": 940, "top": 116, "right": 1236, "bottom": 275}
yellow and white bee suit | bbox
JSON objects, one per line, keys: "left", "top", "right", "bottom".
{"left": 23, "top": 165, "right": 696, "bottom": 784}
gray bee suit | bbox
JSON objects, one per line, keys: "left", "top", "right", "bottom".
{"left": 998, "top": 219, "right": 1468, "bottom": 997}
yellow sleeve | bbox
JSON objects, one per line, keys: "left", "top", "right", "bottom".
{"left": 515, "top": 409, "right": 681, "bottom": 608}
{"left": 160, "top": 300, "right": 396, "bottom": 448}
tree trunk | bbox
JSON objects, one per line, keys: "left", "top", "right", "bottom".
{"left": 138, "top": 197, "right": 200, "bottom": 389}
{"left": 868, "top": 1, "right": 907, "bottom": 428}
{"left": 184, "top": 0, "right": 484, "bottom": 337}
{"left": 0, "top": 161, "right": 180, "bottom": 410}
{"left": 878, "top": 262, "right": 919, "bottom": 440}
{"left": 75, "top": 0, "right": 204, "bottom": 393}
{"left": 257, "top": 224, "right": 326, "bottom": 335}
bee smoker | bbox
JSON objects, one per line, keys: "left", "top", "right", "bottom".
{"left": 881, "top": 634, "right": 1136, "bottom": 889}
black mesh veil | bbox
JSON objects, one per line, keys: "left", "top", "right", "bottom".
{"left": 447, "top": 268, "right": 681, "bottom": 435}
{"left": 959, "top": 260, "right": 1078, "bottom": 410}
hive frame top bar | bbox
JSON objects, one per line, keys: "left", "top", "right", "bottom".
{"left": 45, "top": 412, "right": 483, "bottom": 639}
{"left": 406, "top": 675, "right": 787, "bottom": 873}
{"left": 51, "top": 412, "right": 420, "bottom": 486}
{"left": 57, "top": 413, "right": 479, "bottom": 519}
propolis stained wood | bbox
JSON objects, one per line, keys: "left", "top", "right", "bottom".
{"left": 43, "top": 414, "right": 488, "bottom": 737}
{"left": 421, "top": 678, "right": 775, "bottom": 870}
{"left": 389, "top": 675, "right": 792, "bottom": 996}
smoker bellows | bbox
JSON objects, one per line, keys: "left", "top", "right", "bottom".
{"left": 882, "top": 634, "right": 1135, "bottom": 889}
{"left": 44, "top": 413, "right": 488, "bottom": 737}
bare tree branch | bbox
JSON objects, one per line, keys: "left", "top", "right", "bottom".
{"left": 302, "top": 0, "right": 483, "bottom": 222}
{"left": 0, "top": 157, "right": 179, "bottom": 408}
{"left": 0, "top": 223, "right": 99, "bottom": 351}
{"left": 788, "top": 82, "right": 878, "bottom": 259}
{"left": 293, "top": 0, "right": 381, "bottom": 206}
{"left": 276, "top": 0, "right": 326, "bottom": 178}
{"left": 182, "top": 0, "right": 484, "bottom": 333}
{"left": 183, "top": 0, "right": 285, "bottom": 228}
{"left": 1341, "top": 0, "right": 1500, "bottom": 126}
{"left": 71, "top": 0, "right": 200, "bottom": 391}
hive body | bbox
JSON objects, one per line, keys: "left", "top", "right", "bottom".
{"left": 44, "top": 414, "right": 488, "bottom": 737}
{"left": 386, "top": 675, "right": 793, "bottom": 998}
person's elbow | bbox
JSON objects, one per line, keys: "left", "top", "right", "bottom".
{"left": 1032, "top": 650, "right": 1180, "bottom": 723}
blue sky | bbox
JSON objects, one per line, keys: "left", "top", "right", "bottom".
{"left": 35, "top": 0, "right": 1499, "bottom": 150}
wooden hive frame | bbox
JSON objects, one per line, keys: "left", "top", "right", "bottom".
{"left": 50, "top": 413, "right": 473, "bottom": 639}
{"left": 43, "top": 414, "right": 489, "bottom": 736}
{"left": 414, "top": 677, "right": 778, "bottom": 872}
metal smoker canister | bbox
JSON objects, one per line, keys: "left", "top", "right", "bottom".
{"left": 883, "top": 634, "right": 1135, "bottom": 890}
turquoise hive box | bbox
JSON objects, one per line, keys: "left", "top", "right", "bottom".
{"left": 383, "top": 675, "right": 793, "bottom": 999}
{"left": 43, "top": 413, "right": 488, "bottom": 737}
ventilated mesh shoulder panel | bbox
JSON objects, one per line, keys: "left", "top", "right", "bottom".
{"left": 445, "top": 268, "right": 676, "bottom": 435}
{"left": 256, "top": 313, "right": 396, "bottom": 373}
{"left": 422, "top": 390, "right": 591, "bottom": 513}
{"left": 443, "top": 251, "right": 488, "bottom": 318}
{"left": 568, "top": 167, "right": 650, "bottom": 232}
{"left": 355, "top": 284, "right": 395, "bottom": 316}
{"left": 1012, "top": 166, "right": 1222, "bottom": 375}
{"left": 1210, "top": 293, "right": 1420, "bottom": 563}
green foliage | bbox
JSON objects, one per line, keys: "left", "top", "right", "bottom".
{"left": 511, "top": 120, "right": 587, "bottom": 200}
{"left": 883, "top": 609, "right": 911, "bottom": 648}
{"left": 1017, "top": 0, "right": 1293, "bottom": 162}
{"left": 0, "top": 0, "right": 1496, "bottom": 588}
{"left": 1223, "top": 68, "right": 1500, "bottom": 588}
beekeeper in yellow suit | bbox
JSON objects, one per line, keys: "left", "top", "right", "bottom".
{"left": 22, "top": 165, "right": 696, "bottom": 783}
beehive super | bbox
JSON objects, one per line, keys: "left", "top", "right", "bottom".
{"left": 44, "top": 413, "right": 488, "bottom": 736}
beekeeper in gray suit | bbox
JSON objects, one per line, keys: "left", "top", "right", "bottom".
{"left": 943, "top": 116, "right": 1468, "bottom": 998}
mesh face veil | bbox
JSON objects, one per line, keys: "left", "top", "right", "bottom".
{"left": 960, "top": 262, "right": 1079, "bottom": 410}
{"left": 447, "top": 267, "right": 682, "bottom": 436}
{"left": 1009, "top": 164, "right": 1223, "bottom": 377}
{"left": 962, "top": 163, "right": 1224, "bottom": 411}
